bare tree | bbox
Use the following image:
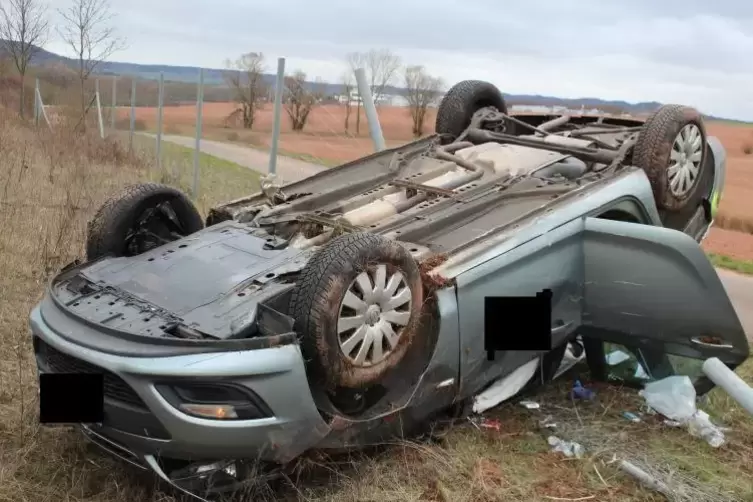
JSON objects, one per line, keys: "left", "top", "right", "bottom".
{"left": 345, "top": 48, "right": 402, "bottom": 134}
{"left": 340, "top": 71, "right": 354, "bottom": 134}
{"left": 404, "top": 65, "right": 443, "bottom": 137}
{"left": 0, "top": 0, "right": 49, "bottom": 118}
{"left": 364, "top": 48, "right": 401, "bottom": 103}
{"left": 57, "top": 0, "right": 125, "bottom": 120}
{"left": 345, "top": 52, "right": 365, "bottom": 135}
{"left": 224, "top": 52, "right": 267, "bottom": 130}
{"left": 283, "top": 70, "right": 323, "bottom": 132}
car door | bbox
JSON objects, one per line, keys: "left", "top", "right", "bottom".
{"left": 581, "top": 216, "right": 749, "bottom": 390}
{"left": 454, "top": 218, "right": 584, "bottom": 400}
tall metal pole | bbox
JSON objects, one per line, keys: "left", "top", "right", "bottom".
{"left": 192, "top": 68, "right": 204, "bottom": 197}
{"left": 268, "top": 57, "right": 285, "bottom": 176}
{"left": 111, "top": 76, "right": 117, "bottom": 130}
{"left": 156, "top": 72, "right": 164, "bottom": 171}
{"left": 354, "top": 67, "right": 386, "bottom": 152}
{"left": 129, "top": 79, "right": 136, "bottom": 152}
{"left": 34, "top": 77, "right": 39, "bottom": 126}
{"left": 95, "top": 79, "right": 105, "bottom": 139}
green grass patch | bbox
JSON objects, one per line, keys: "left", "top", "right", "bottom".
{"left": 707, "top": 253, "right": 753, "bottom": 276}
{"left": 132, "top": 135, "right": 261, "bottom": 213}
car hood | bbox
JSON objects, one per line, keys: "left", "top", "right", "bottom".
{"left": 57, "top": 221, "right": 312, "bottom": 339}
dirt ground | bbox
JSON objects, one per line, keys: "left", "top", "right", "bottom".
{"left": 120, "top": 103, "right": 753, "bottom": 260}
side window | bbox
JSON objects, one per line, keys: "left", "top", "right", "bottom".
{"left": 594, "top": 198, "right": 650, "bottom": 225}
{"left": 600, "top": 342, "right": 705, "bottom": 386}
{"left": 595, "top": 199, "right": 647, "bottom": 225}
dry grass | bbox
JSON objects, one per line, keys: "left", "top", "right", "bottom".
{"left": 0, "top": 107, "right": 752, "bottom": 502}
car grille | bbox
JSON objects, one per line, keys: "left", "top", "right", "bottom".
{"left": 35, "top": 338, "right": 147, "bottom": 409}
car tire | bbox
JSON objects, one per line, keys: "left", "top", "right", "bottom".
{"left": 290, "top": 232, "right": 424, "bottom": 389}
{"left": 86, "top": 182, "right": 204, "bottom": 260}
{"left": 435, "top": 80, "right": 508, "bottom": 143}
{"left": 633, "top": 104, "right": 708, "bottom": 211}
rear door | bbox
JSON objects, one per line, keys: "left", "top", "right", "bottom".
{"left": 581, "top": 217, "right": 749, "bottom": 389}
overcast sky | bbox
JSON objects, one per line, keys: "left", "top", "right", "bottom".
{"left": 44, "top": 0, "right": 753, "bottom": 120}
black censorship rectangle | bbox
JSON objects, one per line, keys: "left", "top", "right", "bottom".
{"left": 39, "top": 373, "right": 104, "bottom": 424}
{"left": 485, "top": 290, "right": 552, "bottom": 360}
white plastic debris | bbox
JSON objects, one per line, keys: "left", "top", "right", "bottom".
{"left": 539, "top": 415, "right": 557, "bottom": 429}
{"left": 519, "top": 400, "right": 540, "bottom": 409}
{"left": 639, "top": 376, "right": 726, "bottom": 447}
{"left": 260, "top": 173, "right": 285, "bottom": 202}
{"left": 472, "top": 357, "right": 540, "bottom": 413}
{"left": 547, "top": 436, "right": 585, "bottom": 458}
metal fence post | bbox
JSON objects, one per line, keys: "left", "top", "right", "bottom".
{"left": 268, "top": 57, "right": 285, "bottom": 176}
{"left": 129, "top": 78, "right": 136, "bottom": 152}
{"left": 95, "top": 79, "right": 105, "bottom": 139}
{"left": 156, "top": 72, "right": 164, "bottom": 171}
{"left": 111, "top": 76, "right": 117, "bottom": 131}
{"left": 34, "top": 78, "right": 39, "bottom": 126}
{"left": 355, "top": 67, "right": 386, "bottom": 152}
{"left": 192, "top": 68, "right": 204, "bottom": 197}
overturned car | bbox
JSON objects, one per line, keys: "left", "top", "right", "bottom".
{"left": 30, "top": 80, "right": 749, "bottom": 499}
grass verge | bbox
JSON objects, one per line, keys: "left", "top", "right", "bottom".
{"left": 130, "top": 135, "right": 261, "bottom": 212}
{"left": 707, "top": 253, "right": 753, "bottom": 275}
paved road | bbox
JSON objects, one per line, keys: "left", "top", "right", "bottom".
{"left": 717, "top": 269, "right": 753, "bottom": 341}
{"left": 155, "top": 133, "right": 753, "bottom": 341}
{"left": 148, "top": 133, "right": 326, "bottom": 184}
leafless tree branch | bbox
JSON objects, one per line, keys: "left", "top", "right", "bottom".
{"left": 57, "top": 0, "right": 125, "bottom": 122}
{"left": 404, "top": 65, "right": 443, "bottom": 137}
{"left": 344, "top": 49, "right": 402, "bottom": 135}
{"left": 0, "top": 0, "right": 50, "bottom": 118}
{"left": 223, "top": 52, "right": 267, "bottom": 129}
{"left": 340, "top": 71, "right": 354, "bottom": 134}
{"left": 283, "top": 70, "right": 323, "bottom": 132}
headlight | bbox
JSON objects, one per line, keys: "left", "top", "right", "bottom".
{"left": 155, "top": 382, "right": 272, "bottom": 420}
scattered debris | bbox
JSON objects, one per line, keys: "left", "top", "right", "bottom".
{"left": 640, "top": 375, "right": 726, "bottom": 447}
{"left": 471, "top": 357, "right": 540, "bottom": 413}
{"left": 478, "top": 418, "right": 502, "bottom": 432}
{"left": 570, "top": 380, "right": 595, "bottom": 400}
{"left": 468, "top": 416, "right": 502, "bottom": 432}
{"left": 621, "top": 411, "right": 641, "bottom": 423}
{"left": 538, "top": 415, "right": 557, "bottom": 429}
{"left": 547, "top": 436, "right": 585, "bottom": 458}
{"left": 618, "top": 459, "right": 674, "bottom": 499}
{"left": 662, "top": 419, "right": 683, "bottom": 427}
{"left": 520, "top": 400, "right": 540, "bottom": 409}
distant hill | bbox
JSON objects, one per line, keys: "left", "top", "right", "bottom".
{"left": 3, "top": 42, "right": 746, "bottom": 122}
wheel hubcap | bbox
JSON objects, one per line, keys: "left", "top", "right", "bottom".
{"left": 668, "top": 124, "right": 703, "bottom": 197}
{"left": 337, "top": 264, "right": 412, "bottom": 367}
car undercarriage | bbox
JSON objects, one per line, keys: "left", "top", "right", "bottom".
{"left": 30, "top": 80, "right": 748, "bottom": 501}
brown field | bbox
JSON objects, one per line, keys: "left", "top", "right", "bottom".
{"left": 120, "top": 102, "right": 753, "bottom": 259}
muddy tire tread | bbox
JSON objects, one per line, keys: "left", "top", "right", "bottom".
{"left": 86, "top": 182, "right": 203, "bottom": 260}
{"left": 633, "top": 104, "right": 707, "bottom": 211}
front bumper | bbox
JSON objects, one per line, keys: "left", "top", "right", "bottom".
{"left": 30, "top": 300, "right": 330, "bottom": 489}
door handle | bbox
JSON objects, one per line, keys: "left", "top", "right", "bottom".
{"left": 690, "top": 336, "right": 734, "bottom": 349}
{"left": 551, "top": 320, "right": 573, "bottom": 335}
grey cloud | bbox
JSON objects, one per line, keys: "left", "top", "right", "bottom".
{"left": 44, "top": 0, "right": 753, "bottom": 119}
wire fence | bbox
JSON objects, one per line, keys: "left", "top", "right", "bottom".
{"left": 32, "top": 59, "right": 408, "bottom": 200}
{"left": 31, "top": 61, "right": 625, "bottom": 201}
